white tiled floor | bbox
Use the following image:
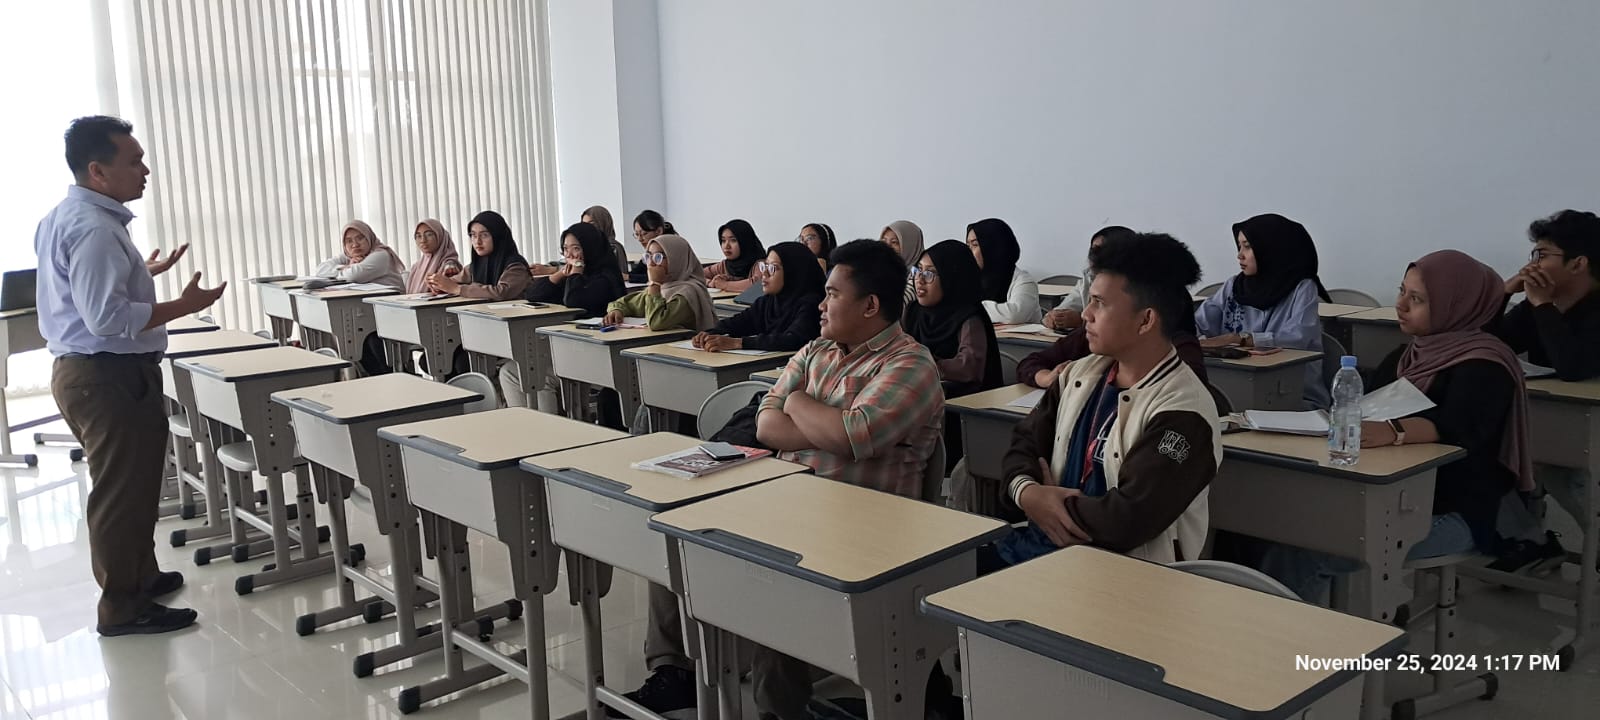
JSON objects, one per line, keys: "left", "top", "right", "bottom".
{"left": 1, "top": 391, "right": 1598, "bottom": 719}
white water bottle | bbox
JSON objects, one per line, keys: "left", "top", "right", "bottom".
{"left": 1328, "top": 355, "right": 1363, "bottom": 466}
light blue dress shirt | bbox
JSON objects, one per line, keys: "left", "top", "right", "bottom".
{"left": 34, "top": 186, "right": 168, "bottom": 356}
{"left": 1195, "top": 276, "right": 1328, "bottom": 409}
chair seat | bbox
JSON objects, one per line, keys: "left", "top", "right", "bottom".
{"left": 216, "top": 442, "right": 258, "bottom": 473}
{"left": 1404, "top": 552, "right": 1483, "bottom": 570}
{"left": 167, "top": 413, "right": 191, "bottom": 438}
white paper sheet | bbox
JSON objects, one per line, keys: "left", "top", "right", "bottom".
{"left": 1006, "top": 389, "right": 1046, "bottom": 409}
{"left": 1242, "top": 410, "right": 1329, "bottom": 436}
{"left": 1241, "top": 379, "right": 1436, "bottom": 434}
{"left": 1521, "top": 359, "right": 1557, "bottom": 379}
{"left": 668, "top": 340, "right": 769, "bottom": 355}
{"left": 1000, "top": 323, "right": 1052, "bottom": 334}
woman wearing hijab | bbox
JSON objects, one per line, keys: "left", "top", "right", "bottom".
{"left": 705, "top": 219, "right": 765, "bottom": 293}
{"left": 1194, "top": 213, "right": 1331, "bottom": 408}
{"left": 627, "top": 210, "right": 675, "bottom": 283}
{"left": 605, "top": 233, "right": 718, "bottom": 331}
{"left": 799, "top": 222, "right": 837, "bottom": 273}
{"left": 582, "top": 204, "right": 631, "bottom": 277}
{"left": 314, "top": 220, "right": 406, "bottom": 289}
{"left": 1258, "top": 250, "right": 1530, "bottom": 603}
{"left": 693, "top": 241, "right": 825, "bottom": 352}
{"left": 428, "top": 210, "right": 531, "bottom": 300}
{"left": 881, "top": 220, "right": 925, "bottom": 308}
{"left": 906, "top": 239, "right": 1003, "bottom": 398}
{"left": 967, "top": 217, "right": 1041, "bottom": 324}
{"left": 406, "top": 219, "right": 461, "bottom": 294}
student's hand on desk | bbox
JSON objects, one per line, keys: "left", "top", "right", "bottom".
{"left": 1200, "top": 334, "right": 1241, "bottom": 349}
{"left": 602, "top": 310, "right": 624, "bottom": 327}
{"left": 1034, "top": 361, "right": 1071, "bottom": 389}
{"left": 699, "top": 335, "right": 741, "bottom": 352}
{"left": 691, "top": 331, "right": 711, "bottom": 348}
{"left": 1044, "top": 308, "right": 1080, "bottom": 332}
{"left": 1360, "top": 420, "right": 1396, "bottom": 448}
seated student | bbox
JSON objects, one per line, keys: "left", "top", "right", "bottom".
{"left": 604, "top": 233, "right": 717, "bottom": 331}
{"left": 1491, "top": 209, "right": 1600, "bottom": 570}
{"left": 800, "top": 222, "right": 837, "bottom": 273}
{"left": 984, "top": 232, "right": 1220, "bottom": 571}
{"left": 582, "top": 204, "right": 632, "bottom": 278}
{"left": 968, "top": 217, "right": 1042, "bottom": 324}
{"left": 1047, "top": 225, "right": 1134, "bottom": 332}
{"left": 1258, "top": 250, "right": 1531, "bottom": 603}
{"left": 627, "top": 210, "right": 673, "bottom": 284}
{"left": 1019, "top": 308, "right": 1207, "bottom": 388}
{"left": 692, "top": 241, "right": 824, "bottom": 352}
{"left": 907, "top": 239, "right": 1002, "bottom": 398}
{"left": 501, "top": 222, "right": 628, "bottom": 408}
{"left": 405, "top": 219, "right": 461, "bottom": 294}
{"left": 704, "top": 219, "right": 765, "bottom": 293}
{"left": 426, "top": 210, "right": 531, "bottom": 301}
{"left": 1194, "top": 213, "right": 1331, "bottom": 408}
{"left": 314, "top": 220, "right": 406, "bottom": 376}
{"left": 881, "top": 220, "right": 925, "bottom": 309}
{"left": 617, "top": 240, "right": 943, "bottom": 720}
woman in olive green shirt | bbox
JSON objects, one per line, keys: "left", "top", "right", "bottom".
{"left": 604, "top": 233, "right": 718, "bottom": 331}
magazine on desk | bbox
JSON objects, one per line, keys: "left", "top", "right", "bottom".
{"left": 631, "top": 444, "right": 773, "bottom": 478}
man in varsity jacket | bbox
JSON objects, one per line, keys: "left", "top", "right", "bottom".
{"left": 987, "top": 231, "right": 1222, "bottom": 568}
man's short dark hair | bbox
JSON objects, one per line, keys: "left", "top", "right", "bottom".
{"left": 1529, "top": 209, "right": 1600, "bottom": 281}
{"left": 1090, "top": 225, "right": 1136, "bottom": 244}
{"left": 65, "top": 115, "right": 134, "bottom": 178}
{"left": 1089, "top": 232, "right": 1203, "bottom": 338}
{"left": 828, "top": 239, "right": 906, "bottom": 320}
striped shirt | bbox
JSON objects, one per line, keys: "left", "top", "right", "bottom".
{"left": 758, "top": 323, "right": 943, "bottom": 498}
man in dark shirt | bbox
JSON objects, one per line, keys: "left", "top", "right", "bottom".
{"left": 1493, "top": 209, "right": 1600, "bottom": 572}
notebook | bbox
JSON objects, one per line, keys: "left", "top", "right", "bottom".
{"left": 631, "top": 444, "right": 773, "bottom": 478}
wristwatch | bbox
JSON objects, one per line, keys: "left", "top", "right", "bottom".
{"left": 1239, "top": 332, "right": 1253, "bottom": 345}
{"left": 1386, "top": 419, "right": 1406, "bottom": 446}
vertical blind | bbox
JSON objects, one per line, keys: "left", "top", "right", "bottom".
{"left": 124, "top": 0, "right": 559, "bottom": 329}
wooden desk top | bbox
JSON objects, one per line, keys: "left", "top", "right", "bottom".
{"left": 378, "top": 407, "right": 628, "bottom": 470}
{"left": 167, "top": 316, "right": 220, "bottom": 333}
{"left": 539, "top": 323, "right": 694, "bottom": 345}
{"left": 623, "top": 341, "right": 792, "bottom": 369}
{"left": 271, "top": 374, "right": 478, "bottom": 424}
{"left": 290, "top": 286, "right": 400, "bottom": 300}
{"left": 947, "top": 383, "right": 1037, "bottom": 415}
{"left": 709, "top": 289, "right": 741, "bottom": 301}
{"left": 448, "top": 301, "right": 584, "bottom": 321}
{"left": 1036, "top": 282, "right": 1076, "bottom": 297}
{"left": 525, "top": 432, "right": 809, "bottom": 511}
{"left": 251, "top": 277, "right": 307, "bottom": 289}
{"left": 923, "top": 546, "right": 1405, "bottom": 717}
{"left": 1223, "top": 430, "right": 1463, "bottom": 483}
{"left": 1317, "top": 303, "right": 1371, "bottom": 319}
{"left": 651, "top": 473, "right": 1009, "bottom": 593}
{"left": 165, "top": 329, "right": 277, "bottom": 359}
{"left": 750, "top": 368, "right": 783, "bottom": 383}
{"left": 1343, "top": 306, "right": 1399, "bottom": 325}
{"left": 996, "top": 329, "right": 1064, "bottom": 345}
{"left": 1205, "top": 348, "right": 1320, "bottom": 370}
{"left": 1527, "top": 377, "right": 1600, "bottom": 405}
{"left": 366, "top": 293, "right": 494, "bottom": 309}
{"left": 177, "top": 346, "right": 349, "bottom": 382}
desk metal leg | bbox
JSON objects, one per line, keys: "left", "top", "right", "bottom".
{"left": 233, "top": 465, "right": 337, "bottom": 595}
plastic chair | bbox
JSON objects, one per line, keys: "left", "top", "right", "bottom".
{"left": 695, "top": 381, "right": 770, "bottom": 440}
{"left": 999, "top": 349, "right": 1026, "bottom": 386}
{"left": 1391, "top": 553, "right": 1499, "bottom": 718}
{"left": 922, "top": 435, "right": 946, "bottom": 504}
{"left": 312, "top": 347, "right": 340, "bottom": 358}
{"left": 1038, "top": 274, "right": 1080, "bottom": 286}
{"left": 446, "top": 372, "right": 499, "bottom": 414}
{"left": 1195, "top": 282, "right": 1223, "bottom": 299}
{"left": 253, "top": 329, "right": 274, "bottom": 340}
{"left": 1321, "top": 332, "right": 1348, "bottom": 389}
{"left": 1169, "top": 560, "right": 1298, "bottom": 600}
{"left": 1327, "top": 288, "right": 1381, "bottom": 307}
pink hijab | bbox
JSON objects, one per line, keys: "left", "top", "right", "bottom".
{"left": 1397, "top": 250, "right": 1532, "bottom": 491}
{"left": 343, "top": 220, "right": 406, "bottom": 276}
{"left": 406, "top": 219, "right": 461, "bottom": 294}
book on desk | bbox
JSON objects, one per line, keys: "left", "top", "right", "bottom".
{"left": 632, "top": 444, "right": 772, "bottom": 478}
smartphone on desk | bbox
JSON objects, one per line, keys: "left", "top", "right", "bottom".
{"left": 698, "top": 441, "right": 746, "bottom": 461}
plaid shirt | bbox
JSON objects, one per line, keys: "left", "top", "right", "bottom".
{"left": 758, "top": 323, "right": 944, "bottom": 498}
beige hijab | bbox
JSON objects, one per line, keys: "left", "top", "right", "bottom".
{"left": 406, "top": 219, "right": 460, "bottom": 294}
{"left": 884, "top": 220, "right": 925, "bottom": 267}
{"left": 650, "top": 234, "right": 718, "bottom": 330}
{"left": 343, "top": 220, "right": 406, "bottom": 275}
{"left": 583, "top": 205, "right": 630, "bottom": 275}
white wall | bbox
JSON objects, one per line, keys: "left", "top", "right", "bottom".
{"left": 652, "top": 0, "right": 1600, "bottom": 295}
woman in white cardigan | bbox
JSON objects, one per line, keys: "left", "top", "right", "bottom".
{"left": 967, "top": 218, "right": 1041, "bottom": 324}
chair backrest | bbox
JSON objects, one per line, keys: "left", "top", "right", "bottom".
{"left": 1320, "top": 332, "right": 1348, "bottom": 389}
{"left": 446, "top": 371, "right": 499, "bottom": 414}
{"left": 1169, "top": 560, "right": 1299, "bottom": 600}
{"left": 1206, "top": 383, "right": 1234, "bottom": 416}
{"left": 312, "top": 347, "right": 340, "bottom": 358}
{"left": 253, "top": 329, "right": 274, "bottom": 340}
{"left": 198, "top": 314, "right": 217, "bottom": 324}
{"left": 696, "top": 381, "right": 771, "bottom": 440}
{"left": 1327, "top": 288, "right": 1380, "bottom": 307}
{"left": 1195, "top": 282, "right": 1224, "bottom": 299}
{"left": 999, "top": 349, "right": 1026, "bottom": 386}
{"left": 1038, "top": 274, "right": 1080, "bottom": 286}
{"left": 922, "top": 434, "right": 946, "bottom": 504}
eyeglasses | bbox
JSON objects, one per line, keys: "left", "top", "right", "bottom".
{"left": 757, "top": 261, "right": 781, "bottom": 275}
{"left": 644, "top": 252, "right": 667, "bottom": 266}
{"left": 1531, "top": 249, "right": 1566, "bottom": 262}
{"left": 797, "top": 234, "right": 821, "bottom": 245}
{"left": 909, "top": 267, "right": 939, "bottom": 283}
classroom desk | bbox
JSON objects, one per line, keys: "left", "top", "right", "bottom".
{"left": 0, "top": 308, "right": 44, "bottom": 467}
{"left": 449, "top": 301, "right": 583, "bottom": 408}
{"left": 1318, "top": 303, "right": 1371, "bottom": 352}
{"left": 994, "top": 328, "right": 1063, "bottom": 356}
{"left": 1205, "top": 348, "right": 1320, "bottom": 412}
{"left": 161, "top": 330, "right": 278, "bottom": 555}
{"left": 167, "top": 315, "right": 220, "bottom": 334}
{"left": 1462, "top": 378, "right": 1600, "bottom": 667}
{"left": 273, "top": 374, "right": 497, "bottom": 676}
{"left": 290, "top": 285, "right": 399, "bottom": 372}
{"left": 379, "top": 408, "right": 628, "bottom": 717}
{"left": 251, "top": 276, "right": 307, "bottom": 342}
{"left": 947, "top": 384, "right": 1039, "bottom": 515}
{"left": 652, "top": 473, "right": 1009, "bottom": 720}
{"left": 708, "top": 288, "right": 741, "bottom": 302}
{"left": 538, "top": 323, "right": 695, "bottom": 423}
{"left": 526, "top": 432, "right": 809, "bottom": 719}
{"left": 749, "top": 367, "right": 783, "bottom": 385}
{"left": 178, "top": 347, "right": 350, "bottom": 595}
{"left": 712, "top": 299, "right": 748, "bottom": 320}
{"left": 365, "top": 293, "right": 492, "bottom": 380}
{"left": 922, "top": 546, "right": 1406, "bottom": 720}
{"left": 1036, "top": 282, "right": 1076, "bottom": 301}
{"left": 1343, "top": 307, "right": 1406, "bottom": 365}
{"left": 622, "top": 341, "right": 793, "bottom": 429}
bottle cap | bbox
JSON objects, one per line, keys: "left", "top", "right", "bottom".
{"left": 1341, "top": 355, "right": 1358, "bottom": 368}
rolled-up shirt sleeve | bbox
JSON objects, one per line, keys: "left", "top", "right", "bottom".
{"left": 67, "top": 228, "right": 152, "bottom": 339}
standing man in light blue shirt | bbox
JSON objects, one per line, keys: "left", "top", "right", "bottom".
{"left": 35, "top": 115, "right": 226, "bottom": 636}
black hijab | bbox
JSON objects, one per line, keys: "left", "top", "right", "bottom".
{"left": 1230, "top": 213, "right": 1331, "bottom": 310}
{"left": 718, "top": 219, "right": 765, "bottom": 279}
{"left": 467, "top": 210, "right": 527, "bottom": 286}
{"left": 905, "top": 240, "right": 1003, "bottom": 392}
{"left": 565, "top": 221, "right": 620, "bottom": 279}
{"left": 803, "top": 222, "right": 838, "bottom": 270}
{"left": 756, "top": 242, "right": 826, "bottom": 328}
{"left": 968, "top": 218, "right": 1021, "bottom": 303}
